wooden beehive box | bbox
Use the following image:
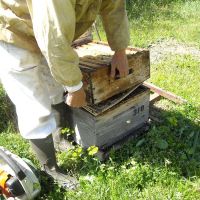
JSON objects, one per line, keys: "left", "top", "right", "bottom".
{"left": 69, "top": 86, "right": 150, "bottom": 149}
{"left": 75, "top": 42, "right": 150, "bottom": 105}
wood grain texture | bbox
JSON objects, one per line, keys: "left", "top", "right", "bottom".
{"left": 75, "top": 42, "right": 150, "bottom": 104}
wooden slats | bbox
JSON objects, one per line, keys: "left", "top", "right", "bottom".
{"left": 74, "top": 42, "right": 150, "bottom": 104}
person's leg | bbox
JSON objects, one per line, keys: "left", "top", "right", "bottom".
{"left": 38, "top": 58, "right": 74, "bottom": 151}
{"left": 0, "top": 41, "right": 55, "bottom": 139}
{"left": 0, "top": 41, "right": 78, "bottom": 189}
{"left": 29, "top": 135, "right": 77, "bottom": 189}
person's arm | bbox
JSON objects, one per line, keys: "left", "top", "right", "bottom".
{"left": 100, "top": 0, "right": 130, "bottom": 78}
{"left": 26, "top": 0, "right": 86, "bottom": 107}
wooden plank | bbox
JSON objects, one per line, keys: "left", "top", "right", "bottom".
{"left": 72, "top": 31, "right": 93, "bottom": 47}
{"left": 80, "top": 57, "right": 110, "bottom": 66}
{"left": 79, "top": 60, "right": 101, "bottom": 69}
{"left": 150, "top": 93, "right": 161, "bottom": 103}
{"left": 79, "top": 65, "right": 95, "bottom": 73}
{"left": 143, "top": 82, "right": 187, "bottom": 104}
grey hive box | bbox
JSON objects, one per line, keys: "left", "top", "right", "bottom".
{"left": 69, "top": 86, "right": 150, "bottom": 149}
{"left": 75, "top": 41, "right": 150, "bottom": 105}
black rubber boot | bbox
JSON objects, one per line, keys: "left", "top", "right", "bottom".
{"left": 29, "top": 135, "right": 78, "bottom": 190}
{"left": 51, "top": 102, "right": 73, "bottom": 151}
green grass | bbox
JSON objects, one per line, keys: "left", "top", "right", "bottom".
{"left": 96, "top": 1, "right": 200, "bottom": 48}
{"left": 0, "top": 102, "right": 199, "bottom": 199}
{"left": 128, "top": 0, "right": 200, "bottom": 47}
{"left": 0, "top": 87, "right": 16, "bottom": 133}
{"left": 151, "top": 54, "right": 200, "bottom": 106}
{"left": 1, "top": 0, "right": 200, "bottom": 199}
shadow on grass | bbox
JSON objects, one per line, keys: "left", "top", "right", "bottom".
{"left": 0, "top": 86, "right": 17, "bottom": 133}
{"left": 61, "top": 102, "right": 199, "bottom": 197}
{"left": 33, "top": 102, "right": 200, "bottom": 199}
{"left": 109, "top": 102, "right": 200, "bottom": 178}
{"left": 55, "top": 101, "right": 199, "bottom": 178}
{"left": 1, "top": 88, "right": 199, "bottom": 198}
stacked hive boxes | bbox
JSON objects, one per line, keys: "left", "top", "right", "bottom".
{"left": 69, "top": 42, "right": 150, "bottom": 149}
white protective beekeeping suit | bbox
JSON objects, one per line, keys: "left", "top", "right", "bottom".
{"left": 0, "top": 0, "right": 129, "bottom": 139}
{"left": 0, "top": 41, "right": 64, "bottom": 139}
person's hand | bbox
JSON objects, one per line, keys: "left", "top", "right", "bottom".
{"left": 65, "top": 87, "right": 87, "bottom": 108}
{"left": 111, "top": 49, "right": 129, "bottom": 79}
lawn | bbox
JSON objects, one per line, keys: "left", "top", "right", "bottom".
{"left": 0, "top": 0, "right": 200, "bottom": 199}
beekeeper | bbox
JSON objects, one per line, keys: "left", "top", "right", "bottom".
{"left": 0, "top": 0, "right": 130, "bottom": 189}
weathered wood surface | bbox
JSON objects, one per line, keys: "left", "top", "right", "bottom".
{"left": 69, "top": 86, "right": 150, "bottom": 148}
{"left": 75, "top": 42, "right": 150, "bottom": 104}
{"left": 72, "top": 31, "right": 93, "bottom": 47}
{"left": 143, "top": 82, "right": 187, "bottom": 104}
{"left": 83, "top": 84, "right": 140, "bottom": 116}
{"left": 150, "top": 93, "right": 161, "bottom": 103}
